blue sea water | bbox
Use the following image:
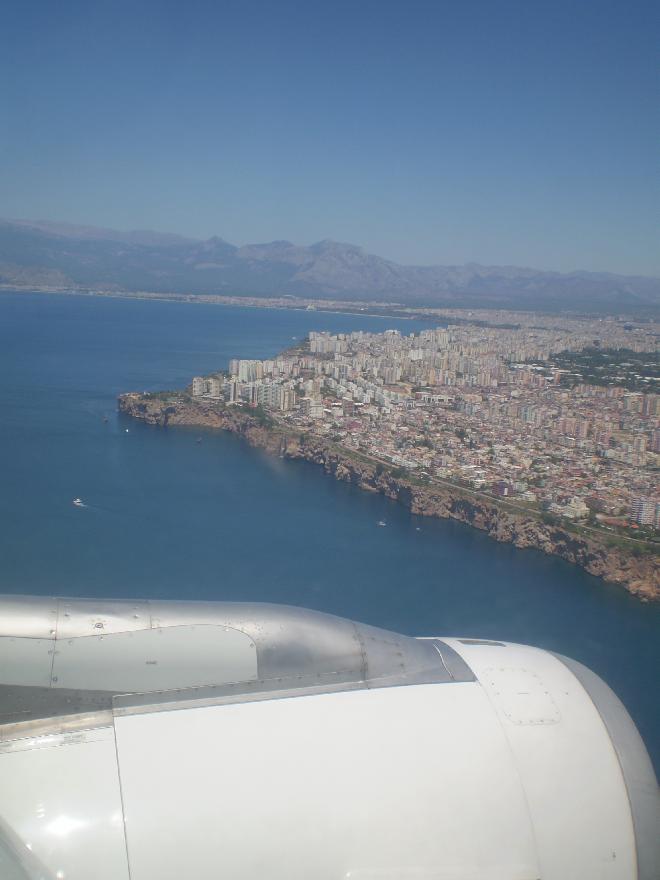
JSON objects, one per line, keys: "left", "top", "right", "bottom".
{"left": 1, "top": 291, "right": 659, "bottom": 770}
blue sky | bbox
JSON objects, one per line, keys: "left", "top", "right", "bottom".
{"left": 1, "top": 0, "right": 658, "bottom": 275}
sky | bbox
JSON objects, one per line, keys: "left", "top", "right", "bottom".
{"left": 1, "top": 0, "right": 658, "bottom": 275}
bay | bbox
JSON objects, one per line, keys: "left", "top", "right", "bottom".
{"left": 1, "top": 291, "right": 658, "bottom": 770}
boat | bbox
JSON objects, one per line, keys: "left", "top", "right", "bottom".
{"left": 72, "top": 498, "right": 84, "bottom": 507}
{"left": 377, "top": 520, "right": 387, "bottom": 527}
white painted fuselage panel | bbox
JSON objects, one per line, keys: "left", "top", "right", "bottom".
{"left": 114, "top": 683, "right": 541, "bottom": 880}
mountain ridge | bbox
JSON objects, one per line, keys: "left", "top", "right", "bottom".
{"left": 1, "top": 218, "right": 658, "bottom": 313}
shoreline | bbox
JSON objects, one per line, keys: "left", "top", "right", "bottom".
{"left": 5, "top": 285, "right": 655, "bottom": 324}
{"left": 118, "top": 391, "right": 659, "bottom": 602}
{"left": 0, "top": 285, "right": 429, "bottom": 322}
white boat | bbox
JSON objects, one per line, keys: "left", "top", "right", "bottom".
{"left": 377, "top": 520, "right": 387, "bottom": 527}
{"left": 72, "top": 498, "right": 84, "bottom": 507}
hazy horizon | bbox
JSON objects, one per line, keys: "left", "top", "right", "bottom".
{"left": 5, "top": 214, "right": 660, "bottom": 281}
{"left": 1, "top": 1, "right": 658, "bottom": 278}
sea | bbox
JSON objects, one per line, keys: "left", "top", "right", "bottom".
{"left": 1, "top": 291, "right": 658, "bottom": 770}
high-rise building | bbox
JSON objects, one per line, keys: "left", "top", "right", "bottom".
{"left": 227, "top": 380, "right": 239, "bottom": 403}
{"left": 257, "top": 383, "right": 282, "bottom": 410}
{"left": 651, "top": 429, "right": 660, "bottom": 454}
{"left": 630, "top": 497, "right": 656, "bottom": 526}
{"left": 208, "top": 377, "right": 222, "bottom": 398}
{"left": 642, "top": 394, "right": 658, "bottom": 417}
{"left": 238, "top": 360, "right": 262, "bottom": 383}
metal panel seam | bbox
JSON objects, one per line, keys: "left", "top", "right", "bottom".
{"left": 433, "top": 642, "right": 454, "bottom": 681}
{"left": 352, "top": 623, "right": 369, "bottom": 683}
{"left": 111, "top": 717, "right": 134, "bottom": 880}
{"left": 48, "top": 598, "right": 62, "bottom": 686}
{"left": 474, "top": 676, "right": 543, "bottom": 877}
{"left": 550, "top": 653, "right": 644, "bottom": 880}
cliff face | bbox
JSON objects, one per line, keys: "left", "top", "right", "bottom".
{"left": 119, "top": 393, "right": 659, "bottom": 601}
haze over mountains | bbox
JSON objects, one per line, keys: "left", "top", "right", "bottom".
{"left": 1, "top": 218, "right": 659, "bottom": 313}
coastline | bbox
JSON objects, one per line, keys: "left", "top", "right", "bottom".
{"left": 118, "top": 391, "right": 659, "bottom": 602}
{"left": 0, "top": 285, "right": 427, "bottom": 322}
{"left": 7, "top": 285, "right": 656, "bottom": 325}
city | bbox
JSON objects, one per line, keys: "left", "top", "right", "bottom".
{"left": 191, "top": 314, "right": 660, "bottom": 537}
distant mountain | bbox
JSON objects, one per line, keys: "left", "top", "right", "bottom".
{"left": 1, "top": 218, "right": 659, "bottom": 313}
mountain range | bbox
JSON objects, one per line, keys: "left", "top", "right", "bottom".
{"left": 1, "top": 218, "right": 659, "bottom": 313}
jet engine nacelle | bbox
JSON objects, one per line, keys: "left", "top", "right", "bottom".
{"left": 0, "top": 595, "right": 657, "bottom": 879}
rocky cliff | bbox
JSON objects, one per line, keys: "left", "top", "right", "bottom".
{"left": 119, "top": 392, "right": 659, "bottom": 601}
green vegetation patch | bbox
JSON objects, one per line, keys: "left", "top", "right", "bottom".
{"left": 550, "top": 348, "right": 659, "bottom": 392}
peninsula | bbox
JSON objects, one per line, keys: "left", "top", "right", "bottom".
{"left": 119, "top": 317, "right": 659, "bottom": 601}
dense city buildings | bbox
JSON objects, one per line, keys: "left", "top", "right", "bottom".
{"left": 191, "top": 315, "right": 659, "bottom": 535}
